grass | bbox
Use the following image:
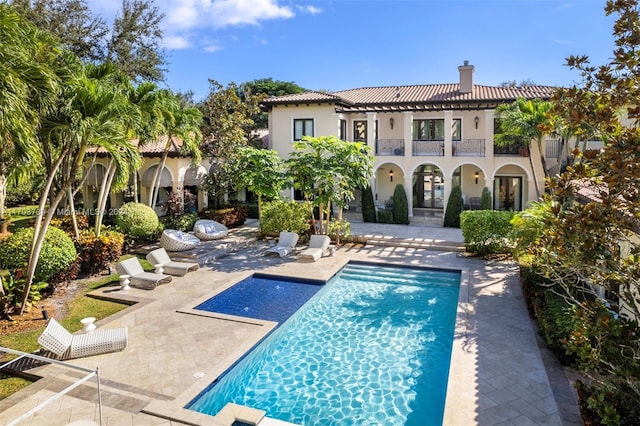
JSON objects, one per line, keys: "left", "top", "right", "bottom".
{"left": 0, "top": 270, "right": 130, "bottom": 400}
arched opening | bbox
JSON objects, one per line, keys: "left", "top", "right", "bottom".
{"left": 412, "top": 164, "right": 444, "bottom": 210}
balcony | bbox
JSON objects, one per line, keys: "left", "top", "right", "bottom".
{"left": 413, "top": 140, "right": 444, "bottom": 156}
{"left": 494, "top": 142, "right": 529, "bottom": 156}
{"left": 375, "top": 139, "right": 405, "bottom": 156}
{"left": 453, "top": 139, "right": 485, "bottom": 157}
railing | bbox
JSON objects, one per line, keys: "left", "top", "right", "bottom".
{"left": 545, "top": 138, "right": 561, "bottom": 158}
{"left": 453, "top": 139, "right": 485, "bottom": 157}
{"left": 413, "top": 140, "right": 444, "bottom": 156}
{"left": 375, "top": 139, "right": 405, "bottom": 156}
{"left": 494, "top": 142, "right": 529, "bottom": 156}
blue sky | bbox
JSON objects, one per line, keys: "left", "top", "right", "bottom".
{"left": 87, "top": 0, "right": 617, "bottom": 101}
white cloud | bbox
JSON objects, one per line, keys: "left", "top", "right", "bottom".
{"left": 204, "top": 43, "right": 223, "bottom": 53}
{"left": 296, "top": 5, "right": 323, "bottom": 15}
{"left": 164, "top": 35, "right": 191, "bottom": 50}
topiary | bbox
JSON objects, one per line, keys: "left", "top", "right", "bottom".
{"left": 115, "top": 202, "right": 159, "bottom": 240}
{"left": 361, "top": 185, "right": 377, "bottom": 223}
{"left": 0, "top": 226, "right": 77, "bottom": 283}
{"left": 392, "top": 184, "right": 409, "bottom": 224}
{"left": 480, "top": 187, "right": 492, "bottom": 210}
{"left": 444, "top": 185, "right": 464, "bottom": 228}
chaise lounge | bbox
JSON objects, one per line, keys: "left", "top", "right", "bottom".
{"left": 298, "top": 235, "right": 332, "bottom": 262}
{"left": 146, "top": 248, "right": 199, "bottom": 276}
{"left": 37, "top": 318, "right": 128, "bottom": 360}
{"left": 116, "top": 257, "right": 173, "bottom": 290}
{"left": 264, "top": 231, "right": 299, "bottom": 257}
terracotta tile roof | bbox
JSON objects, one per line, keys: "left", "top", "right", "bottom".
{"left": 87, "top": 135, "right": 185, "bottom": 157}
{"left": 261, "top": 83, "right": 557, "bottom": 112}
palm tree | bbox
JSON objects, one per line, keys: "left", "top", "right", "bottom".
{"left": 495, "top": 98, "right": 553, "bottom": 198}
{"left": 0, "top": 5, "right": 59, "bottom": 233}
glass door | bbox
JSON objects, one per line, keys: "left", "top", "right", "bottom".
{"left": 494, "top": 176, "right": 522, "bottom": 211}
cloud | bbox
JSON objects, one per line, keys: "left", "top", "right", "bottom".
{"left": 204, "top": 43, "right": 223, "bottom": 53}
{"left": 164, "top": 36, "right": 191, "bottom": 50}
{"left": 167, "top": 0, "right": 294, "bottom": 30}
{"left": 296, "top": 5, "right": 323, "bottom": 15}
{"left": 552, "top": 38, "right": 575, "bottom": 45}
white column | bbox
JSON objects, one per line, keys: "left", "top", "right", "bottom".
{"left": 484, "top": 109, "right": 493, "bottom": 157}
{"left": 366, "top": 112, "right": 377, "bottom": 152}
{"left": 405, "top": 175, "right": 413, "bottom": 218}
{"left": 403, "top": 112, "right": 413, "bottom": 156}
{"left": 442, "top": 176, "right": 453, "bottom": 213}
{"left": 444, "top": 110, "right": 453, "bottom": 157}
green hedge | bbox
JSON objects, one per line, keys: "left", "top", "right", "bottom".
{"left": 460, "top": 210, "right": 516, "bottom": 255}
{"left": 115, "top": 202, "right": 159, "bottom": 239}
{"left": 392, "top": 184, "right": 409, "bottom": 224}
{"left": 0, "top": 226, "right": 77, "bottom": 283}
{"left": 260, "top": 200, "right": 312, "bottom": 236}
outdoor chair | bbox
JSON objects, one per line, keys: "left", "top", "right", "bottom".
{"left": 115, "top": 257, "right": 172, "bottom": 290}
{"left": 146, "top": 248, "right": 199, "bottom": 276}
{"left": 37, "top": 318, "right": 128, "bottom": 360}
{"left": 160, "top": 229, "right": 200, "bottom": 252}
{"left": 298, "top": 235, "right": 333, "bottom": 262}
{"left": 193, "top": 219, "right": 229, "bottom": 240}
{"left": 264, "top": 231, "right": 299, "bottom": 257}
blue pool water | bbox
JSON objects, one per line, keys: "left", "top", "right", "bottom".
{"left": 188, "top": 262, "right": 461, "bottom": 425}
{"left": 195, "top": 273, "right": 323, "bottom": 323}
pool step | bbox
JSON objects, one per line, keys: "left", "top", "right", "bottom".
{"left": 340, "top": 265, "right": 461, "bottom": 287}
{"left": 358, "top": 236, "right": 465, "bottom": 252}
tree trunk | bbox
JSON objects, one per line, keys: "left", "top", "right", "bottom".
{"left": 67, "top": 187, "right": 79, "bottom": 238}
{"left": 149, "top": 136, "right": 172, "bottom": 208}
{"left": 0, "top": 174, "right": 8, "bottom": 234}
{"left": 94, "top": 159, "right": 116, "bottom": 236}
{"left": 336, "top": 206, "right": 343, "bottom": 245}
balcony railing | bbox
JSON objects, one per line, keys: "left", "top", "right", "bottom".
{"left": 453, "top": 139, "right": 485, "bottom": 157}
{"left": 413, "top": 140, "right": 444, "bottom": 156}
{"left": 494, "top": 142, "right": 528, "bottom": 156}
{"left": 375, "top": 139, "right": 405, "bottom": 156}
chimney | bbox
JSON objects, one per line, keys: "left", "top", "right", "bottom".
{"left": 458, "top": 60, "right": 474, "bottom": 94}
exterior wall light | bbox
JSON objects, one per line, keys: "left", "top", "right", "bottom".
{"left": 475, "top": 171, "right": 480, "bottom": 184}
{"left": 389, "top": 117, "right": 395, "bottom": 129}
{"left": 474, "top": 116, "right": 480, "bottom": 129}
{"left": 389, "top": 169, "right": 394, "bottom": 182}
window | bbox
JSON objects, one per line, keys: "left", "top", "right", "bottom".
{"left": 353, "top": 120, "right": 367, "bottom": 141}
{"left": 452, "top": 119, "right": 461, "bottom": 141}
{"left": 413, "top": 119, "right": 445, "bottom": 141}
{"left": 339, "top": 119, "right": 347, "bottom": 140}
{"left": 293, "top": 118, "right": 314, "bottom": 141}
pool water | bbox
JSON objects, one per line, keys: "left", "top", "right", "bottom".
{"left": 188, "top": 262, "right": 461, "bottom": 425}
{"left": 195, "top": 274, "right": 323, "bottom": 323}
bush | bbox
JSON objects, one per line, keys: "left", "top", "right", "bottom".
{"left": 0, "top": 226, "right": 77, "bottom": 283}
{"left": 576, "top": 380, "right": 640, "bottom": 426}
{"left": 260, "top": 200, "right": 312, "bottom": 236}
{"left": 161, "top": 213, "right": 199, "bottom": 232}
{"left": 460, "top": 210, "right": 516, "bottom": 255}
{"left": 361, "top": 185, "right": 376, "bottom": 223}
{"left": 377, "top": 210, "right": 393, "bottom": 223}
{"left": 392, "top": 184, "right": 409, "bottom": 224}
{"left": 480, "top": 187, "right": 492, "bottom": 210}
{"left": 115, "top": 202, "right": 159, "bottom": 240}
{"left": 50, "top": 213, "right": 90, "bottom": 234}
{"left": 198, "top": 204, "right": 248, "bottom": 228}
{"left": 443, "top": 185, "right": 464, "bottom": 227}
{"left": 75, "top": 229, "right": 125, "bottom": 275}
{"left": 328, "top": 219, "right": 351, "bottom": 240}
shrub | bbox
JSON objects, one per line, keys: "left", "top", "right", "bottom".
{"left": 260, "top": 200, "right": 312, "bottom": 236}
{"left": 480, "top": 187, "right": 492, "bottom": 210}
{"left": 328, "top": 219, "right": 351, "bottom": 240}
{"left": 576, "top": 380, "right": 640, "bottom": 426}
{"left": 115, "top": 202, "right": 159, "bottom": 240}
{"left": 75, "top": 229, "right": 125, "bottom": 275}
{"left": 443, "top": 185, "right": 463, "bottom": 227}
{"left": 0, "top": 226, "right": 77, "bottom": 283}
{"left": 361, "top": 185, "right": 376, "bottom": 223}
{"left": 460, "top": 210, "right": 516, "bottom": 255}
{"left": 198, "top": 204, "right": 248, "bottom": 228}
{"left": 50, "top": 213, "right": 90, "bottom": 234}
{"left": 377, "top": 209, "right": 393, "bottom": 223}
{"left": 1, "top": 272, "right": 47, "bottom": 315}
{"left": 392, "top": 184, "right": 409, "bottom": 224}
{"left": 161, "top": 213, "right": 199, "bottom": 232}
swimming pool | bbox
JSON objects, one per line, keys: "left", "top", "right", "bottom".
{"left": 188, "top": 262, "right": 461, "bottom": 425}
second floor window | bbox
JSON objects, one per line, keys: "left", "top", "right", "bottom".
{"left": 413, "top": 119, "right": 444, "bottom": 141}
{"left": 294, "top": 118, "right": 314, "bottom": 141}
{"left": 339, "top": 119, "right": 347, "bottom": 140}
{"left": 452, "top": 119, "right": 461, "bottom": 141}
{"left": 354, "top": 120, "right": 367, "bottom": 141}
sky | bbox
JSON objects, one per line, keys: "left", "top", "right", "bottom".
{"left": 85, "top": 0, "right": 618, "bottom": 101}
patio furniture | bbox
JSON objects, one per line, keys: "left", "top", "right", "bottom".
{"left": 37, "top": 318, "right": 128, "bottom": 360}
{"left": 115, "top": 257, "right": 172, "bottom": 290}
{"left": 146, "top": 247, "right": 199, "bottom": 276}
{"left": 160, "top": 229, "right": 200, "bottom": 252}
{"left": 298, "top": 235, "right": 332, "bottom": 262}
{"left": 193, "top": 219, "right": 229, "bottom": 240}
{"left": 264, "top": 231, "right": 299, "bottom": 257}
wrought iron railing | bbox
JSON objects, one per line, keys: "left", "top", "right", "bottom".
{"left": 375, "top": 139, "right": 405, "bottom": 156}
{"left": 453, "top": 139, "right": 485, "bottom": 157}
{"left": 413, "top": 140, "right": 444, "bottom": 156}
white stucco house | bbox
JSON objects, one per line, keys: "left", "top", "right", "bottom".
{"left": 260, "top": 61, "right": 559, "bottom": 219}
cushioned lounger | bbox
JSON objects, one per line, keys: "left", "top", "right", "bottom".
{"left": 297, "top": 235, "right": 331, "bottom": 262}
{"left": 116, "top": 257, "right": 172, "bottom": 290}
{"left": 146, "top": 248, "right": 199, "bottom": 276}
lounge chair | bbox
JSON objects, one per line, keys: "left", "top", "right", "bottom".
{"left": 115, "top": 257, "right": 172, "bottom": 290}
{"left": 298, "top": 235, "right": 332, "bottom": 262}
{"left": 193, "top": 219, "right": 229, "bottom": 240}
{"left": 37, "top": 318, "right": 128, "bottom": 360}
{"left": 146, "top": 247, "right": 199, "bottom": 276}
{"left": 264, "top": 231, "right": 299, "bottom": 257}
{"left": 160, "top": 229, "right": 200, "bottom": 252}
